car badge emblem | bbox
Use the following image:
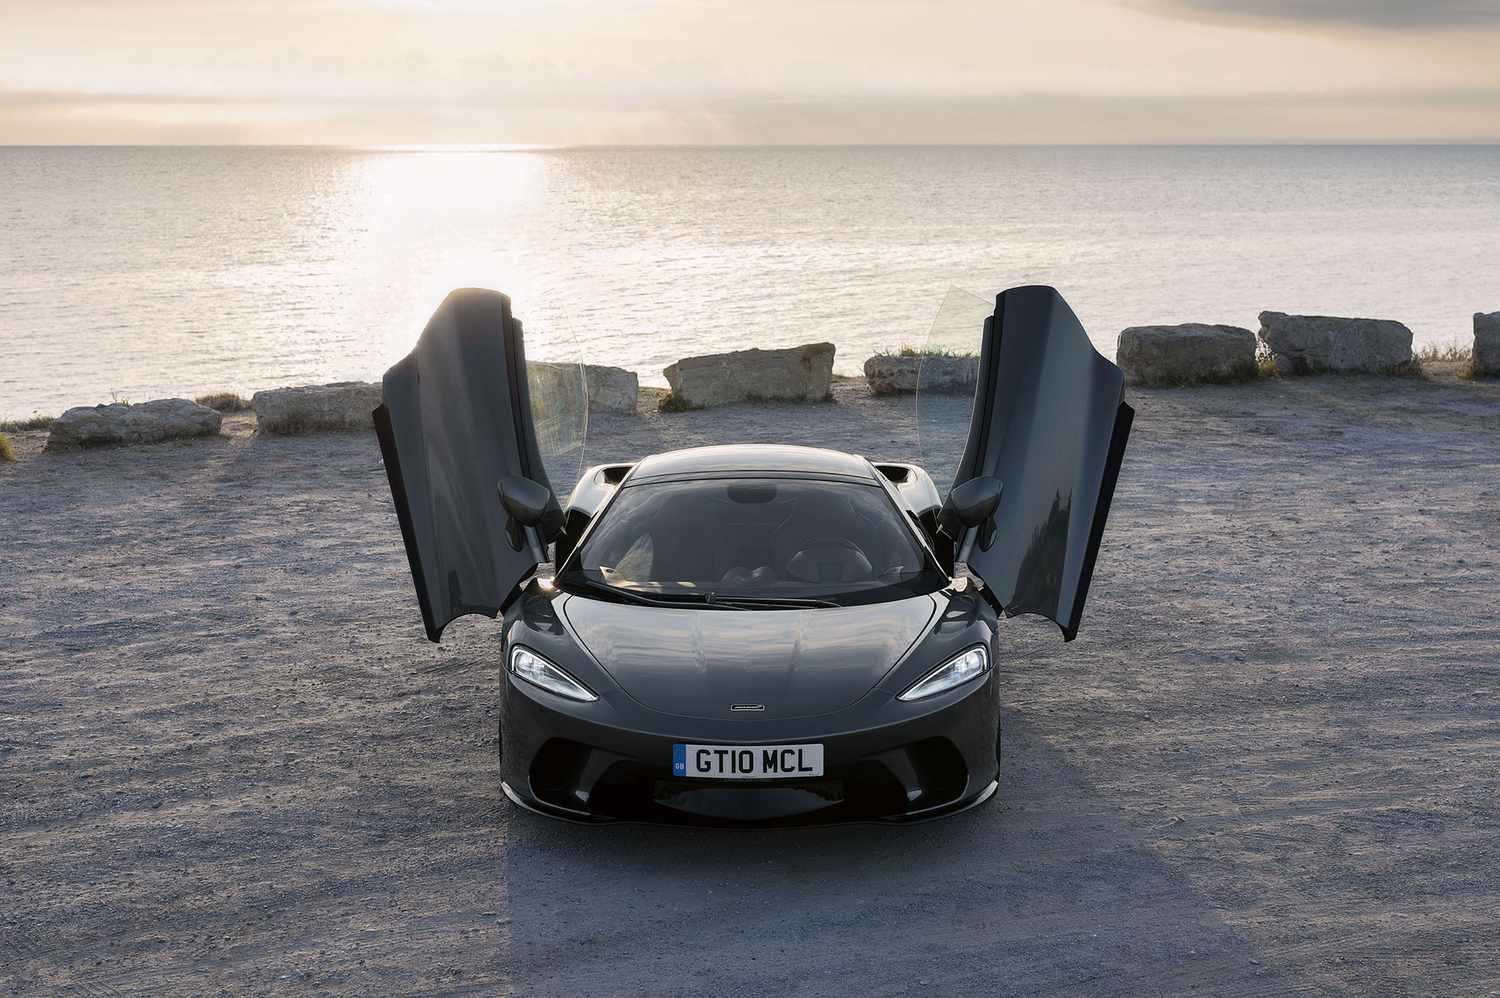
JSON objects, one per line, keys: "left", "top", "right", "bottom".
{"left": 729, "top": 703, "right": 766, "bottom": 712}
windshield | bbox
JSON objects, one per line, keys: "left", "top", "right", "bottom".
{"left": 557, "top": 478, "right": 947, "bottom": 605}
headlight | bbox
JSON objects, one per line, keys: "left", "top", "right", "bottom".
{"left": 897, "top": 645, "right": 990, "bottom": 702}
{"left": 509, "top": 646, "right": 598, "bottom": 702}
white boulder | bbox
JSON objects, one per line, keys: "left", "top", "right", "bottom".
{"left": 863, "top": 355, "right": 978, "bottom": 396}
{"left": 1474, "top": 312, "right": 1500, "bottom": 377}
{"left": 1258, "top": 312, "right": 1414, "bottom": 375}
{"left": 1116, "top": 324, "right": 1257, "bottom": 386}
{"left": 46, "top": 398, "right": 222, "bottom": 451}
{"left": 530, "top": 362, "right": 639, "bottom": 416}
{"left": 664, "top": 343, "right": 835, "bottom": 408}
{"left": 252, "top": 381, "right": 382, "bottom": 434}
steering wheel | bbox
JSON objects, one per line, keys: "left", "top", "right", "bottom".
{"left": 785, "top": 539, "right": 873, "bottom": 583}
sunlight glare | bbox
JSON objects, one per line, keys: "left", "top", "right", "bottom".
{"left": 335, "top": 150, "right": 564, "bottom": 371}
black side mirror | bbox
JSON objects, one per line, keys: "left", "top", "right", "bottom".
{"left": 497, "top": 476, "right": 564, "bottom": 552}
{"left": 938, "top": 476, "right": 1003, "bottom": 551}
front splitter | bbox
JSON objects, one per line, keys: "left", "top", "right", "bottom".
{"left": 500, "top": 778, "right": 998, "bottom": 828}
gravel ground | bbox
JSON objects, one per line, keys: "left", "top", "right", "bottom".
{"left": 2, "top": 369, "right": 1498, "bottom": 996}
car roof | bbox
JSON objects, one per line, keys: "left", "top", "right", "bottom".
{"left": 628, "top": 444, "right": 876, "bottom": 484}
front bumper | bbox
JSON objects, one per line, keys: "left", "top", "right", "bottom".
{"left": 499, "top": 671, "right": 1001, "bottom": 827}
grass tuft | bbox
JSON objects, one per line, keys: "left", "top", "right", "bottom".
{"left": 1411, "top": 341, "right": 1477, "bottom": 379}
{"left": 194, "top": 392, "right": 253, "bottom": 413}
{"left": 656, "top": 392, "right": 703, "bottom": 413}
{"left": 0, "top": 432, "right": 13, "bottom": 463}
{"left": 1417, "top": 341, "right": 1473, "bottom": 363}
{"left": 876, "top": 344, "right": 979, "bottom": 359}
{"left": 1255, "top": 344, "right": 1278, "bottom": 379}
{"left": 0, "top": 412, "right": 55, "bottom": 432}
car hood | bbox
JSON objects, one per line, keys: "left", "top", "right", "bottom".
{"left": 560, "top": 593, "right": 939, "bottom": 720}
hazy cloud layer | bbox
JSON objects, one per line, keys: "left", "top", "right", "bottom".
{"left": 1136, "top": 0, "right": 1500, "bottom": 28}
{"left": 4, "top": 0, "right": 1500, "bottom": 142}
{"left": 7, "top": 88, "right": 1500, "bottom": 145}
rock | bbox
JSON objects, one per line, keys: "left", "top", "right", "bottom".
{"left": 580, "top": 364, "right": 639, "bottom": 415}
{"left": 863, "top": 355, "right": 978, "bottom": 396}
{"left": 251, "top": 381, "right": 382, "bottom": 434}
{"left": 1116, "top": 324, "right": 1257, "bottom": 386}
{"left": 529, "top": 362, "right": 639, "bottom": 416}
{"left": 1258, "top": 312, "right": 1414, "bottom": 375}
{"left": 45, "top": 398, "right": 222, "bottom": 451}
{"left": 664, "top": 343, "right": 835, "bottom": 408}
{"left": 525, "top": 363, "right": 587, "bottom": 425}
{"left": 1474, "top": 312, "right": 1500, "bottom": 377}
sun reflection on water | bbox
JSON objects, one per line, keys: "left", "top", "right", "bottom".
{"left": 336, "top": 149, "right": 578, "bottom": 370}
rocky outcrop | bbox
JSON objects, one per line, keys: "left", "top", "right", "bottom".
{"left": 863, "top": 355, "right": 979, "bottom": 396}
{"left": 45, "top": 398, "right": 222, "bottom": 451}
{"left": 252, "top": 381, "right": 382, "bottom": 434}
{"left": 529, "top": 362, "right": 639, "bottom": 415}
{"left": 1258, "top": 312, "right": 1414, "bottom": 375}
{"left": 1116, "top": 324, "right": 1257, "bottom": 386}
{"left": 664, "top": 343, "right": 835, "bottom": 408}
{"left": 1474, "top": 312, "right": 1500, "bottom": 377}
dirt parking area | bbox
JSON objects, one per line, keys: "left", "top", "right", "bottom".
{"left": 2, "top": 371, "right": 1499, "bottom": 995}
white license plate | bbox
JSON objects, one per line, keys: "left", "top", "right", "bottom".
{"left": 672, "top": 743, "right": 824, "bottom": 780}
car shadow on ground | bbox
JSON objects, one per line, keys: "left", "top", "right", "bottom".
{"left": 497, "top": 711, "right": 1292, "bottom": 997}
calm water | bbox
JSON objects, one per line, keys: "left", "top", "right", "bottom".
{"left": 3, "top": 145, "right": 1499, "bottom": 419}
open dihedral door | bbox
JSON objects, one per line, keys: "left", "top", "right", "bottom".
{"left": 949, "top": 285, "right": 1133, "bottom": 641}
{"left": 373, "top": 288, "right": 579, "bottom": 642}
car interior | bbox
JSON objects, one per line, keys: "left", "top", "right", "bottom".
{"left": 575, "top": 478, "right": 932, "bottom": 592}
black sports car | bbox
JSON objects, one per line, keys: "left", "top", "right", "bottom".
{"left": 372, "top": 284, "right": 1132, "bottom": 826}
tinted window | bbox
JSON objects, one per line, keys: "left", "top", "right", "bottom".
{"left": 559, "top": 478, "right": 945, "bottom": 604}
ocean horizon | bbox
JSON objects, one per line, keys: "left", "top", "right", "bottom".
{"left": 5, "top": 143, "right": 1499, "bottom": 419}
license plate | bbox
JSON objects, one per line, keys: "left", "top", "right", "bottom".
{"left": 672, "top": 743, "right": 824, "bottom": 780}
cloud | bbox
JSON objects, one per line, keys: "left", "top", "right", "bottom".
{"left": 8, "top": 86, "right": 1500, "bottom": 145}
{"left": 1133, "top": 0, "right": 1500, "bottom": 29}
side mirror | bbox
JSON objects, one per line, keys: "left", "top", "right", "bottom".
{"left": 938, "top": 476, "right": 1002, "bottom": 551}
{"left": 497, "top": 476, "right": 564, "bottom": 552}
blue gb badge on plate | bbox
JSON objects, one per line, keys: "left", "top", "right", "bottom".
{"left": 672, "top": 743, "right": 687, "bottom": 776}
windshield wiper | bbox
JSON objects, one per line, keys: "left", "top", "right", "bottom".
{"left": 708, "top": 595, "right": 842, "bottom": 609}
{"left": 564, "top": 578, "right": 745, "bottom": 610}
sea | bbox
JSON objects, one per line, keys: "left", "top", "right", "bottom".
{"left": 3, "top": 144, "right": 1499, "bottom": 420}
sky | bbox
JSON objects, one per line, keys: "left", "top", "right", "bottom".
{"left": 3, "top": 0, "right": 1500, "bottom": 144}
